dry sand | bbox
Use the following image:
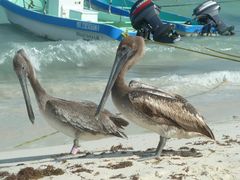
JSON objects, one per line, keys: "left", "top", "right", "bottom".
{"left": 0, "top": 121, "right": 239, "bottom": 180}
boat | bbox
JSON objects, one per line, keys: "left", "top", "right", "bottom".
{"left": 86, "top": 0, "right": 204, "bottom": 36}
{"left": 1, "top": 0, "right": 233, "bottom": 43}
{"left": 0, "top": 0, "right": 136, "bottom": 41}
{"left": 87, "top": 0, "right": 234, "bottom": 36}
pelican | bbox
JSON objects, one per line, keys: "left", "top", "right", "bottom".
{"left": 13, "top": 49, "right": 128, "bottom": 155}
{"left": 95, "top": 36, "right": 215, "bottom": 159}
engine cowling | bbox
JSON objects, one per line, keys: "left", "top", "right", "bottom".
{"left": 130, "top": 0, "right": 180, "bottom": 43}
{"left": 193, "top": 0, "right": 234, "bottom": 35}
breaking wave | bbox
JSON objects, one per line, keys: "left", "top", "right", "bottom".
{"left": 0, "top": 39, "right": 119, "bottom": 71}
{"left": 135, "top": 70, "right": 240, "bottom": 96}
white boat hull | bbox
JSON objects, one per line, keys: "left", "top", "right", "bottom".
{"left": 5, "top": 9, "right": 110, "bottom": 41}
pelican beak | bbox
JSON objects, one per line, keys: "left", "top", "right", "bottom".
{"left": 95, "top": 45, "right": 135, "bottom": 119}
{"left": 17, "top": 70, "right": 35, "bottom": 124}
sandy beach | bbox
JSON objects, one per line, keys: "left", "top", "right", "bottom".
{"left": 0, "top": 1, "right": 240, "bottom": 179}
{"left": 0, "top": 120, "right": 239, "bottom": 180}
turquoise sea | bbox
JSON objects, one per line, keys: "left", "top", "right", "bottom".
{"left": 0, "top": 0, "right": 240, "bottom": 151}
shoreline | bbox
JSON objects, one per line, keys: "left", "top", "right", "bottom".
{"left": 0, "top": 121, "right": 239, "bottom": 179}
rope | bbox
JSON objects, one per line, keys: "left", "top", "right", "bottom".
{"left": 121, "top": 30, "right": 240, "bottom": 62}
{"left": 14, "top": 131, "right": 59, "bottom": 148}
{"left": 205, "top": 47, "right": 240, "bottom": 59}
{"left": 154, "top": 42, "right": 240, "bottom": 63}
{"left": 187, "top": 78, "right": 228, "bottom": 98}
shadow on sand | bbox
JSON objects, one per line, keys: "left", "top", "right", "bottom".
{"left": 0, "top": 147, "right": 202, "bottom": 166}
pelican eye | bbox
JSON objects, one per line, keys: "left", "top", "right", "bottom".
{"left": 21, "top": 64, "right": 27, "bottom": 71}
{"left": 121, "top": 46, "right": 128, "bottom": 51}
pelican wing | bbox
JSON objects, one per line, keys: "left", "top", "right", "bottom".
{"left": 129, "top": 80, "right": 182, "bottom": 100}
{"left": 128, "top": 88, "right": 214, "bottom": 139}
{"left": 129, "top": 80, "right": 164, "bottom": 90}
{"left": 45, "top": 99, "right": 127, "bottom": 137}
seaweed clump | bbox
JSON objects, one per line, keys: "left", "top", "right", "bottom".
{"left": 4, "top": 165, "right": 64, "bottom": 180}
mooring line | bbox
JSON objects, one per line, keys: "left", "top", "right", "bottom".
{"left": 205, "top": 47, "right": 240, "bottom": 59}
{"left": 187, "top": 78, "right": 228, "bottom": 98}
{"left": 155, "top": 42, "right": 240, "bottom": 63}
{"left": 14, "top": 131, "right": 59, "bottom": 148}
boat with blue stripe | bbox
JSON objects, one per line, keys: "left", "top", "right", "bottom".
{"left": 1, "top": 0, "right": 234, "bottom": 42}
{"left": 87, "top": 0, "right": 234, "bottom": 36}
{"left": 1, "top": 0, "right": 136, "bottom": 41}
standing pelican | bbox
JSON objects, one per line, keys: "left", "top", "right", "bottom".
{"left": 13, "top": 49, "right": 128, "bottom": 155}
{"left": 95, "top": 36, "right": 215, "bottom": 159}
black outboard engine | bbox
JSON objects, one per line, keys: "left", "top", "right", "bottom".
{"left": 130, "top": 0, "right": 180, "bottom": 43}
{"left": 193, "top": 0, "right": 234, "bottom": 35}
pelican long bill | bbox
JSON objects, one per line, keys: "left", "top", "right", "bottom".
{"left": 13, "top": 49, "right": 129, "bottom": 155}
{"left": 16, "top": 60, "right": 35, "bottom": 124}
{"left": 95, "top": 45, "right": 135, "bottom": 118}
{"left": 95, "top": 36, "right": 215, "bottom": 160}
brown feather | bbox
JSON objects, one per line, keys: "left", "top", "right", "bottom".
{"left": 129, "top": 89, "right": 215, "bottom": 139}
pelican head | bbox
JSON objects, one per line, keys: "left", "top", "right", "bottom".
{"left": 13, "top": 49, "right": 35, "bottom": 124}
{"left": 95, "top": 36, "right": 145, "bottom": 118}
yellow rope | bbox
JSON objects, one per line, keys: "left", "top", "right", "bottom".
{"left": 187, "top": 78, "right": 228, "bottom": 98}
{"left": 14, "top": 131, "right": 59, "bottom": 148}
{"left": 121, "top": 30, "right": 129, "bottom": 38}
{"left": 154, "top": 41, "right": 240, "bottom": 63}
{"left": 120, "top": 28, "right": 240, "bottom": 63}
{"left": 205, "top": 47, "right": 240, "bottom": 59}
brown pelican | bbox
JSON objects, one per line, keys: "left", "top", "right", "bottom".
{"left": 95, "top": 36, "right": 215, "bottom": 159}
{"left": 13, "top": 49, "right": 128, "bottom": 155}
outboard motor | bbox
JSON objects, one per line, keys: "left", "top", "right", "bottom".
{"left": 130, "top": 0, "right": 180, "bottom": 43}
{"left": 193, "top": 0, "right": 234, "bottom": 35}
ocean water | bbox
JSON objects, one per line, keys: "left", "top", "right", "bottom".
{"left": 0, "top": 0, "right": 240, "bottom": 151}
